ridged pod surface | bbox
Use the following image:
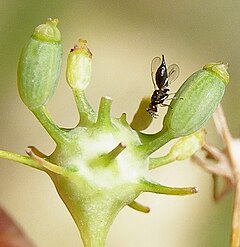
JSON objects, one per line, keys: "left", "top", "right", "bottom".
{"left": 17, "top": 18, "right": 62, "bottom": 110}
{"left": 162, "top": 63, "right": 229, "bottom": 137}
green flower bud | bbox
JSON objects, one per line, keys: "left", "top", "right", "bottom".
{"left": 162, "top": 62, "right": 229, "bottom": 137}
{"left": 149, "top": 129, "right": 206, "bottom": 169}
{"left": 17, "top": 18, "right": 62, "bottom": 110}
{"left": 169, "top": 129, "right": 206, "bottom": 160}
{"left": 203, "top": 62, "right": 229, "bottom": 85}
{"left": 66, "top": 39, "right": 92, "bottom": 90}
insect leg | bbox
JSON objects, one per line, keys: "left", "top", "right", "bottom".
{"left": 160, "top": 103, "right": 171, "bottom": 107}
{"left": 165, "top": 93, "right": 184, "bottom": 101}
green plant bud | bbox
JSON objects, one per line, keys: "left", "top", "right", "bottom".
{"left": 203, "top": 62, "right": 229, "bottom": 85}
{"left": 169, "top": 129, "right": 206, "bottom": 160}
{"left": 162, "top": 62, "right": 229, "bottom": 137}
{"left": 66, "top": 39, "right": 92, "bottom": 90}
{"left": 17, "top": 18, "right": 62, "bottom": 110}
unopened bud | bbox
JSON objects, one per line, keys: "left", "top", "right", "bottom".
{"left": 169, "top": 129, "right": 206, "bottom": 160}
{"left": 66, "top": 39, "right": 92, "bottom": 90}
{"left": 17, "top": 18, "right": 62, "bottom": 110}
{"left": 162, "top": 62, "right": 229, "bottom": 137}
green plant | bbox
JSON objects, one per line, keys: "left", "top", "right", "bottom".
{"left": 0, "top": 18, "right": 229, "bottom": 247}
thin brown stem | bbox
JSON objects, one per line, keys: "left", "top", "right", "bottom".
{"left": 203, "top": 143, "right": 223, "bottom": 161}
{"left": 230, "top": 180, "right": 240, "bottom": 247}
{"left": 213, "top": 105, "right": 232, "bottom": 146}
{"left": 213, "top": 175, "right": 232, "bottom": 202}
{"left": 191, "top": 155, "right": 230, "bottom": 178}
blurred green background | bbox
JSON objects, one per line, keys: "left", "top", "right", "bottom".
{"left": 0, "top": 1, "right": 239, "bottom": 246}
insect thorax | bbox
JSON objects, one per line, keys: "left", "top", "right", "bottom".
{"left": 151, "top": 88, "right": 169, "bottom": 104}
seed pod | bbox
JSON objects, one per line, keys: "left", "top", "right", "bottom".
{"left": 17, "top": 18, "right": 62, "bottom": 110}
{"left": 66, "top": 39, "right": 92, "bottom": 90}
{"left": 162, "top": 62, "right": 229, "bottom": 137}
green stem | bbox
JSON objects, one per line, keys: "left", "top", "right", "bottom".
{"left": 68, "top": 202, "right": 113, "bottom": 247}
{"left": 51, "top": 176, "right": 120, "bottom": 247}
{"left": 128, "top": 200, "right": 150, "bottom": 213}
{"left": 73, "top": 88, "right": 96, "bottom": 126}
{"left": 32, "top": 106, "right": 70, "bottom": 144}
{"left": 140, "top": 179, "right": 198, "bottom": 195}
{"left": 89, "top": 142, "right": 125, "bottom": 169}
{"left": 149, "top": 154, "right": 175, "bottom": 170}
{"left": 95, "top": 96, "right": 112, "bottom": 129}
{"left": 25, "top": 147, "right": 71, "bottom": 176}
{"left": 0, "top": 150, "right": 43, "bottom": 170}
{"left": 137, "top": 128, "right": 174, "bottom": 157}
{"left": 79, "top": 225, "right": 107, "bottom": 247}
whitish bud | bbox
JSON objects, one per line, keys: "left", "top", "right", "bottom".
{"left": 169, "top": 129, "right": 206, "bottom": 160}
{"left": 66, "top": 39, "right": 92, "bottom": 90}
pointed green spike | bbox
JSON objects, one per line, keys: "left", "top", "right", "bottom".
{"left": 25, "top": 147, "right": 73, "bottom": 176}
{"left": 105, "top": 142, "right": 126, "bottom": 161}
{"left": 90, "top": 143, "right": 126, "bottom": 167}
{"left": 0, "top": 150, "right": 43, "bottom": 171}
{"left": 96, "top": 96, "right": 113, "bottom": 128}
{"left": 128, "top": 200, "right": 150, "bottom": 213}
{"left": 140, "top": 179, "right": 198, "bottom": 196}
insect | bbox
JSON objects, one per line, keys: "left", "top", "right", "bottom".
{"left": 146, "top": 55, "right": 180, "bottom": 118}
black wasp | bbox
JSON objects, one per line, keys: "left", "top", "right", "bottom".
{"left": 146, "top": 55, "right": 180, "bottom": 118}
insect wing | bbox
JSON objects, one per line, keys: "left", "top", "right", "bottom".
{"left": 151, "top": 56, "right": 162, "bottom": 89}
{"left": 167, "top": 64, "right": 180, "bottom": 84}
{"left": 155, "top": 55, "right": 168, "bottom": 88}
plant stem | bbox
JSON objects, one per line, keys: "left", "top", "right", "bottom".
{"left": 128, "top": 200, "right": 150, "bottom": 213}
{"left": 149, "top": 154, "right": 175, "bottom": 170}
{"left": 230, "top": 180, "right": 240, "bottom": 247}
{"left": 213, "top": 105, "right": 240, "bottom": 247}
{"left": 0, "top": 150, "right": 42, "bottom": 170}
{"left": 95, "top": 96, "right": 112, "bottom": 128}
{"left": 140, "top": 179, "right": 198, "bottom": 195}
{"left": 73, "top": 88, "right": 96, "bottom": 126}
{"left": 32, "top": 106, "right": 70, "bottom": 144}
{"left": 137, "top": 128, "right": 174, "bottom": 157}
{"left": 213, "top": 105, "right": 232, "bottom": 146}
